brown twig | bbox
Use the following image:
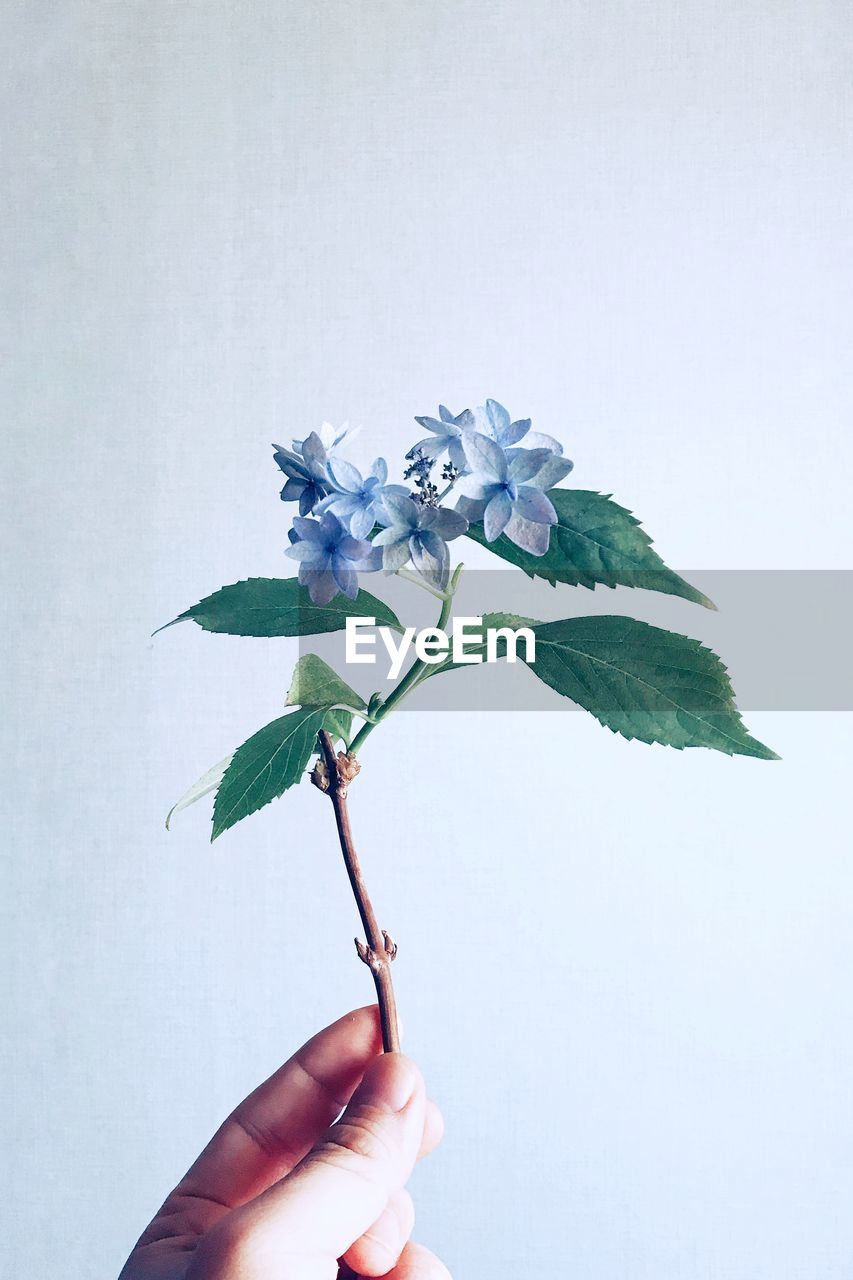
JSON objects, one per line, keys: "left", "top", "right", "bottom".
{"left": 314, "top": 730, "right": 401, "bottom": 1053}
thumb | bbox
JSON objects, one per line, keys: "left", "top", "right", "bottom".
{"left": 196, "top": 1053, "right": 425, "bottom": 1278}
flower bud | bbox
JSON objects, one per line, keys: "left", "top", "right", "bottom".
{"left": 310, "top": 758, "right": 331, "bottom": 792}
{"left": 336, "top": 752, "right": 361, "bottom": 785}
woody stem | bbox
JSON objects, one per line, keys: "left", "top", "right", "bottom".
{"left": 316, "top": 729, "right": 401, "bottom": 1053}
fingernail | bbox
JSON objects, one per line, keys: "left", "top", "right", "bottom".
{"left": 359, "top": 1053, "right": 420, "bottom": 1112}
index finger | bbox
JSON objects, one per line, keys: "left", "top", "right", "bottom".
{"left": 180, "top": 1004, "right": 383, "bottom": 1210}
{"left": 124, "top": 1006, "right": 389, "bottom": 1269}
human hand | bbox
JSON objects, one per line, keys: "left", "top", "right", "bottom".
{"left": 118, "top": 1006, "right": 449, "bottom": 1280}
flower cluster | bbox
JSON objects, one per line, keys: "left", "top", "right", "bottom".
{"left": 273, "top": 400, "right": 573, "bottom": 603}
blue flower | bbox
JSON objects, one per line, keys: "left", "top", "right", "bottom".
{"left": 292, "top": 420, "right": 360, "bottom": 455}
{"left": 472, "top": 399, "right": 532, "bottom": 449}
{"left": 472, "top": 399, "right": 573, "bottom": 489}
{"left": 454, "top": 432, "right": 565, "bottom": 555}
{"left": 410, "top": 405, "right": 475, "bottom": 469}
{"left": 272, "top": 431, "right": 331, "bottom": 516}
{"left": 373, "top": 493, "right": 468, "bottom": 590}
{"left": 284, "top": 512, "right": 381, "bottom": 605}
{"left": 314, "top": 457, "right": 409, "bottom": 539}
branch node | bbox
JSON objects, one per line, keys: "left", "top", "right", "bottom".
{"left": 382, "top": 930, "right": 398, "bottom": 961}
{"left": 355, "top": 938, "right": 371, "bottom": 965}
{"left": 337, "top": 752, "right": 361, "bottom": 786}
{"left": 310, "top": 758, "right": 331, "bottom": 792}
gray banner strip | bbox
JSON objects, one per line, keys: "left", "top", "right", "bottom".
{"left": 297, "top": 571, "right": 853, "bottom": 712}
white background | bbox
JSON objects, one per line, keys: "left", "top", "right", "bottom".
{"left": 3, "top": 2, "right": 852, "bottom": 1276}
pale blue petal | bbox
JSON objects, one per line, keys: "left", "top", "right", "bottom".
{"left": 421, "top": 505, "right": 468, "bottom": 540}
{"left": 329, "top": 422, "right": 360, "bottom": 450}
{"left": 425, "top": 406, "right": 472, "bottom": 429}
{"left": 370, "top": 485, "right": 409, "bottom": 527}
{"left": 381, "top": 539, "right": 412, "bottom": 572}
{"left": 462, "top": 431, "right": 506, "bottom": 481}
{"left": 292, "top": 516, "right": 326, "bottom": 542}
{"left": 285, "top": 542, "right": 327, "bottom": 564}
{"left": 338, "top": 534, "right": 374, "bottom": 561}
{"left": 484, "top": 490, "right": 514, "bottom": 541}
{"left": 316, "top": 492, "right": 360, "bottom": 521}
{"left": 331, "top": 558, "right": 359, "bottom": 599}
{"left": 455, "top": 473, "right": 498, "bottom": 502}
{"left": 411, "top": 531, "right": 449, "bottom": 588}
{"left": 372, "top": 527, "right": 405, "bottom": 548}
{"left": 507, "top": 448, "right": 553, "bottom": 484}
{"left": 417, "top": 529, "right": 450, "bottom": 564}
{"left": 300, "top": 567, "right": 339, "bottom": 605}
{"left": 501, "top": 417, "right": 531, "bottom": 446}
{"left": 453, "top": 494, "right": 487, "bottom": 523}
{"left": 280, "top": 477, "right": 306, "bottom": 502}
{"left": 529, "top": 454, "right": 574, "bottom": 489}
{"left": 352, "top": 545, "right": 383, "bottom": 573}
{"left": 447, "top": 437, "right": 469, "bottom": 470}
{"left": 300, "top": 431, "right": 327, "bottom": 476}
{"left": 273, "top": 445, "right": 306, "bottom": 477}
{"left": 348, "top": 505, "right": 375, "bottom": 539}
{"left": 380, "top": 492, "right": 420, "bottom": 529}
{"left": 514, "top": 487, "right": 557, "bottom": 525}
{"left": 485, "top": 399, "right": 511, "bottom": 438}
{"left": 413, "top": 416, "right": 450, "bottom": 436}
{"left": 504, "top": 513, "right": 551, "bottom": 556}
{"left": 371, "top": 457, "right": 388, "bottom": 484}
{"left": 374, "top": 483, "right": 409, "bottom": 505}
{"left": 409, "top": 433, "right": 447, "bottom": 459}
{"left": 523, "top": 430, "right": 563, "bottom": 452}
{"left": 327, "top": 457, "right": 362, "bottom": 494}
{"left": 312, "top": 512, "right": 332, "bottom": 539}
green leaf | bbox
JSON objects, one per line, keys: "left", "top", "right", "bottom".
{"left": 465, "top": 489, "right": 715, "bottom": 609}
{"left": 323, "top": 707, "right": 353, "bottom": 747}
{"left": 285, "top": 654, "right": 366, "bottom": 713}
{"left": 211, "top": 708, "right": 327, "bottom": 840}
{"left": 181, "top": 658, "right": 366, "bottom": 838}
{"left": 515, "top": 615, "right": 777, "bottom": 759}
{"left": 430, "top": 612, "right": 538, "bottom": 671}
{"left": 165, "top": 753, "right": 234, "bottom": 829}
{"left": 285, "top": 653, "right": 364, "bottom": 749}
{"left": 155, "top": 577, "right": 402, "bottom": 638}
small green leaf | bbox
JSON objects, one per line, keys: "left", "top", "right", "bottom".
{"left": 465, "top": 489, "right": 715, "bottom": 608}
{"left": 155, "top": 577, "right": 402, "bottom": 638}
{"left": 165, "top": 753, "right": 234, "bottom": 829}
{"left": 366, "top": 691, "right": 385, "bottom": 718}
{"left": 323, "top": 707, "right": 353, "bottom": 747}
{"left": 285, "top": 654, "right": 366, "bottom": 713}
{"left": 285, "top": 654, "right": 366, "bottom": 751}
{"left": 211, "top": 708, "right": 327, "bottom": 840}
{"left": 521, "top": 615, "right": 777, "bottom": 759}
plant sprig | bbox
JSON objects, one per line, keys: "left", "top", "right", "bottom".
{"left": 157, "top": 398, "right": 777, "bottom": 1052}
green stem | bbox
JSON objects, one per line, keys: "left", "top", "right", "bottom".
{"left": 348, "top": 564, "right": 463, "bottom": 755}
{"left": 394, "top": 567, "right": 447, "bottom": 601}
